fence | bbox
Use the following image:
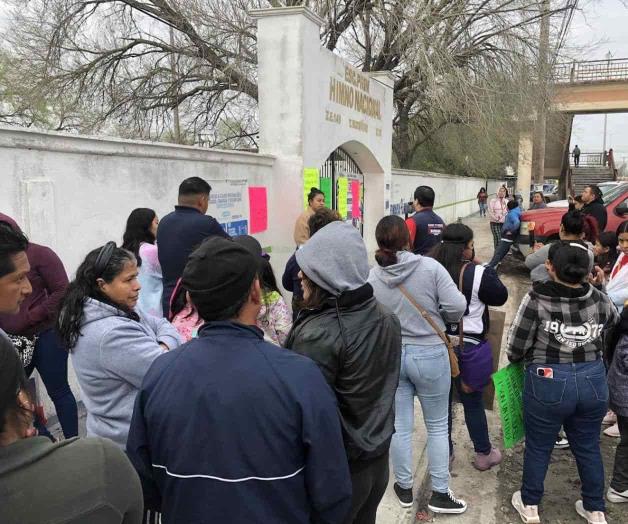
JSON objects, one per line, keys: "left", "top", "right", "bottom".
{"left": 554, "top": 58, "right": 628, "bottom": 84}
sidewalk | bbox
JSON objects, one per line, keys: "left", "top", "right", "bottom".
{"left": 376, "top": 215, "right": 531, "bottom": 524}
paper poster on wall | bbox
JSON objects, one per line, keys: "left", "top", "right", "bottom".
{"left": 337, "top": 177, "right": 348, "bottom": 219}
{"left": 303, "top": 168, "right": 320, "bottom": 210}
{"left": 351, "top": 181, "right": 361, "bottom": 218}
{"left": 208, "top": 179, "right": 249, "bottom": 235}
{"left": 248, "top": 186, "right": 268, "bottom": 234}
{"left": 319, "top": 177, "right": 333, "bottom": 205}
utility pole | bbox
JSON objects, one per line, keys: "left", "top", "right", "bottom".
{"left": 533, "top": 0, "right": 551, "bottom": 185}
{"left": 169, "top": 27, "right": 181, "bottom": 144}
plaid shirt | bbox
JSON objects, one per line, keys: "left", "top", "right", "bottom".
{"left": 507, "top": 282, "right": 619, "bottom": 364}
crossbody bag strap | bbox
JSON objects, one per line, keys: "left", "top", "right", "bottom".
{"left": 398, "top": 285, "right": 450, "bottom": 348}
{"left": 457, "top": 262, "right": 470, "bottom": 351}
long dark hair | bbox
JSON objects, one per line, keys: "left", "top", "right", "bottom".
{"left": 596, "top": 231, "right": 619, "bottom": 271}
{"left": 617, "top": 220, "right": 628, "bottom": 236}
{"left": 548, "top": 241, "right": 589, "bottom": 284}
{"left": 57, "top": 244, "right": 137, "bottom": 350}
{"left": 122, "top": 208, "right": 156, "bottom": 265}
{"left": 429, "top": 223, "right": 474, "bottom": 282}
{"left": 301, "top": 273, "right": 332, "bottom": 310}
{"left": 0, "top": 335, "right": 30, "bottom": 436}
{"left": 375, "top": 215, "right": 410, "bottom": 267}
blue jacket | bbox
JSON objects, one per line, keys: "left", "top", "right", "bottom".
{"left": 501, "top": 206, "right": 522, "bottom": 240}
{"left": 157, "top": 206, "right": 229, "bottom": 315}
{"left": 406, "top": 208, "right": 445, "bottom": 255}
{"left": 127, "top": 321, "right": 352, "bottom": 524}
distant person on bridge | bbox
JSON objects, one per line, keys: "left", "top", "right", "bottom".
{"left": 157, "top": 177, "right": 229, "bottom": 316}
{"left": 573, "top": 145, "right": 581, "bottom": 167}
{"left": 581, "top": 184, "right": 608, "bottom": 231}
{"left": 530, "top": 192, "right": 547, "bottom": 210}
{"left": 405, "top": 186, "right": 445, "bottom": 255}
{"left": 609, "top": 148, "right": 615, "bottom": 170}
{"left": 488, "top": 186, "right": 508, "bottom": 249}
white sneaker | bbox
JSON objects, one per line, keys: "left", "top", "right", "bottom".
{"left": 607, "top": 486, "right": 628, "bottom": 503}
{"left": 603, "top": 423, "right": 620, "bottom": 438}
{"left": 575, "top": 500, "right": 607, "bottom": 523}
{"left": 511, "top": 491, "right": 540, "bottom": 523}
{"left": 554, "top": 436, "right": 570, "bottom": 449}
{"left": 602, "top": 410, "right": 617, "bottom": 425}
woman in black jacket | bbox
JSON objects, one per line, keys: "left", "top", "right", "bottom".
{"left": 286, "top": 221, "right": 401, "bottom": 524}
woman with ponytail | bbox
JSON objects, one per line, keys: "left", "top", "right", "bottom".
{"left": 430, "top": 223, "right": 508, "bottom": 472}
{"left": 368, "top": 215, "right": 468, "bottom": 513}
{"left": 57, "top": 243, "right": 181, "bottom": 449}
{"left": 507, "top": 241, "right": 619, "bottom": 524}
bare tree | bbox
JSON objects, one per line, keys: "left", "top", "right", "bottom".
{"left": 2, "top": 0, "right": 573, "bottom": 160}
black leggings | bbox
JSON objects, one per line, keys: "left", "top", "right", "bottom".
{"left": 344, "top": 451, "right": 390, "bottom": 524}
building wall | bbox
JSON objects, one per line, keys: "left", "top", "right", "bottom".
{"left": 390, "top": 169, "right": 504, "bottom": 223}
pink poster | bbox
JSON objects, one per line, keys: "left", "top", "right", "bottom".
{"left": 351, "top": 181, "right": 361, "bottom": 218}
{"left": 248, "top": 187, "right": 268, "bottom": 233}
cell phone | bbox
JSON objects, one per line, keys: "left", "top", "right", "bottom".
{"left": 536, "top": 367, "right": 554, "bottom": 379}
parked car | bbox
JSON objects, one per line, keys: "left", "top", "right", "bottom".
{"left": 547, "top": 181, "right": 622, "bottom": 208}
{"left": 529, "top": 183, "right": 558, "bottom": 203}
{"left": 518, "top": 182, "right": 628, "bottom": 257}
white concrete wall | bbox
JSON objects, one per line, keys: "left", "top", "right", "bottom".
{"left": 390, "top": 169, "right": 504, "bottom": 223}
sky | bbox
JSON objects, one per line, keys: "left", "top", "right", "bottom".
{"left": 566, "top": 0, "right": 628, "bottom": 165}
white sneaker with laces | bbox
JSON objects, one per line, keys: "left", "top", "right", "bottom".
{"left": 511, "top": 491, "right": 540, "bottom": 523}
{"left": 575, "top": 500, "right": 607, "bottom": 523}
{"left": 603, "top": 422, "right": 620, "bottom": 438}
{"left": 607, "top": 486, "right": 628, "bottom": 503}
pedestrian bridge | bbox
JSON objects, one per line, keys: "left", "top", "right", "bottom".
{"left": 552, "top": 58, "right": 628, "bottom": 113}
{"left": 517, "top": 57, "right": 628, "bottom": 199}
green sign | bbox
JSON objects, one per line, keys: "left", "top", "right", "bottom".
{"left": 492, "top": 362, "right": 525, "bottom": 448}
{"left": 337, "top": 177, "right": 348, "bottom": 219}
{"left": 319, "top": 177, "right": 333, "bottom": 207}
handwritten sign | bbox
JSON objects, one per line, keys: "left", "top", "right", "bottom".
{"left": 337, "top": 177, "right": 348, "bottom": 219}
{"left": 492, "top": 362, "right": 525, "bottom": 448}
{"left": 320, "top": 177, "right": 333, "bottom": 206}
{"left": 303, "top": 168, "right": 320, "bottom": 210}
{"left": 351, "top": 180, "right": 361, "bottom": 218}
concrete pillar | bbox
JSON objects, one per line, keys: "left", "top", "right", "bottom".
{"left": 517, "top": 131, "right": 533, "bottom": 209}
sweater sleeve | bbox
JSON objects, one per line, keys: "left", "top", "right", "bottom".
{"left": 102, "top": 438, "right": 144, "bottom": 524}
{"left": 100, "top": 322, "right": 167, "bottom": 388}
{"left": 140, "top": 313, "right": 183, "bottom": 350}
{"left": 299, "top": 362, "right": 353, "bottom": 524}
{"left": 405, "top": 217, "right": 417, "bottom": 247}
{"left": 506, "top": 293, "right": 538, "bottom": 363}
{"left": 27, "top": 246, "right": 69, "bottom": 328}
{"left": 477, "top": 266, "right": 508, "bottom": 306}
{"left": 435, "top": 264, "right": 467, "bottom": 322}
{"left": 269, "top": 296, "right": 293, "bottom": 346}
{"left": 282, "top": 254, "right": 298, "bottom": 292}
{"left": 206, "top": 217, "right": 230, "bottom": 239}
{"left": 525, "top": 244, "right": 550, "bottom": 271}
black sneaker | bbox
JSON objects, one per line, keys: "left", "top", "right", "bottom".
{"left": 393, "top": 483, "right": 413, "bottom": 508}
{"left": 428, "top": 490, "right": 467, "bottom": 514}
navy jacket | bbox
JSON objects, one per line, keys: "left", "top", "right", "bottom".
{"left": 405, "top": 209, "right": 445, "bottom": 255}
{"left": 126, "top": 321, "right": 352, "bottom": 524}
{"left": 157, "top": 206, "right": 228, "bottom": 315}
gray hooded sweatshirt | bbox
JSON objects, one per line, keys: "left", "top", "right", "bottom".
{"left": 368, "top": 251, "right": 467, "bottom": 346}
{"left": 71, "top": 298, "right": 182, "bottom": 448}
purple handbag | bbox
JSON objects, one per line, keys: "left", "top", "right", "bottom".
{"left": 459, "top": 339, "right": 494, "bottom": 391}
{"left": 456, "top": 263, "right": 494, "bottom": 391}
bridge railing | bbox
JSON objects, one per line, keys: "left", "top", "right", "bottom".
{"left": 571, "top": 152, "right": 606, "bottom": 166}
{"left": 554, "top": 58, "right": 628, "bottom": 84}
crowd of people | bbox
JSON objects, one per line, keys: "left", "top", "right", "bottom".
{"left": 0, "top": 176, "right": 627, "bottom": 524}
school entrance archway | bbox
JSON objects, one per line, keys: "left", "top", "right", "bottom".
{"left": 320, "top": 147, "right": 364, "bottom": 235}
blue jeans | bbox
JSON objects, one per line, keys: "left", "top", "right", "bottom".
{"left": 391, "top": 343, "right": 450, "bottom": 493}
{"left": 521, "top": 360, "right": 608, "bottom": 512}
{"left": 26, "top": 328, "right": 78, "bottom": 439}
{"left": 448, "top": 345, "right": 492, "bottom": 454}
{"left": 488, "top": 240, "right": 512, "bottom": 268}
{"left": 479, "top": 202, "right": 488, "bottom": 216}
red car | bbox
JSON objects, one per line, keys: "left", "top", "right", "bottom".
{"left": 517, "top": 182, "right": 628, "bottom": 257}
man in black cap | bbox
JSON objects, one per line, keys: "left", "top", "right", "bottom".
{"left": 127, "top": 237, "right": 352, "bottom": 524}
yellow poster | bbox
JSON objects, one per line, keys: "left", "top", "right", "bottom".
{"left": 337, "top": 177, "right": 348, "bottom": 219}
{"left": 303, "top": 168, "right": 320, "bottom": 210}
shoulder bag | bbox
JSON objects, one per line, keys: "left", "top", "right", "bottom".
{"left": 456, "top": 264, "right": 494, "bottom": 392}
{"left": 398, "top": 285, "right": 461, "bottom": 378}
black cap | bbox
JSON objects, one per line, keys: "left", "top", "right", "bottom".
{"left": 182, "top": 237, "right": 258, "bottom": 320}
